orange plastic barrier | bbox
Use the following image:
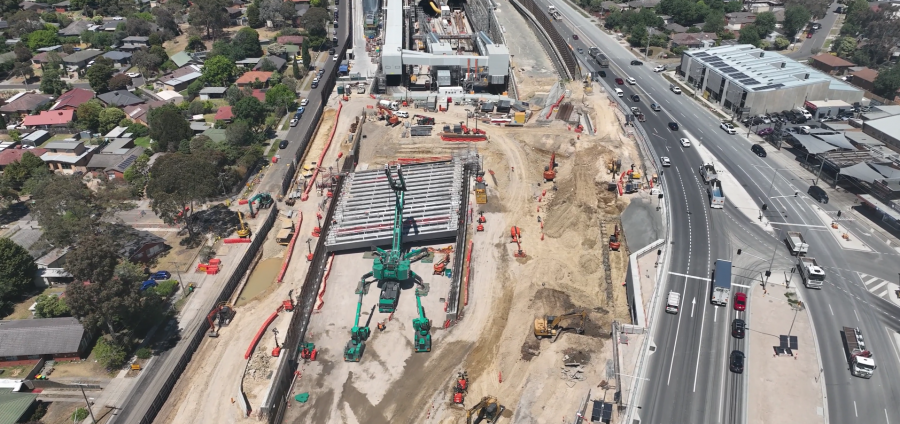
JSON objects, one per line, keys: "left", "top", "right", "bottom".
{"left": 276, "top": 212, "right": 303, "bottom": 283}
{"left": 314, "top": 254, "right": 335, "bottom": 310}
{"left": 463, "top": 240, "right": 474, "bottom": 306}
{"left": 224, "top": 238, "right": 252, "bottom": 244}
{"left": 245, "top": 310, "right": 279, "bottom": 359}
{"left": 302, "top": 102, "right": 344, "bottom": 201}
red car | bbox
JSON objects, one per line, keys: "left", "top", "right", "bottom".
{"left": 734, "top": 292, "right": 747, "bottom": 311}
{"left": 615, "top": 78, "right": 624, "bottom": 85}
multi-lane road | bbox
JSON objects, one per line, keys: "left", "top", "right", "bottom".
{"left": 535, "top": 1, "right": 900, "bottom": 423}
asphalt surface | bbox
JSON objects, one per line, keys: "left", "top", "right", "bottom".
{"left": 108, "top": 5, "right": 352, "bottom": 423}
{"left": 786, "top": 1, "right": 841, "bottom": 60}
{"left": 541, "top": 2, "right": 900, "bottom": 424}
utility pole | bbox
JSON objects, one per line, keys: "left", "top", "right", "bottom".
{"left": 77, "top": 384, "right": 97, "bottom": 424}
{"left": 814, "top": 157, "right": 826, "bottom": 186}
{"left": 764, "top": 227, "right": 782, "bottom": 289}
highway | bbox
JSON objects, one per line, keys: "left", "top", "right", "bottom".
{"left": 536, "top": 1, "right": 900, "bottom": 423}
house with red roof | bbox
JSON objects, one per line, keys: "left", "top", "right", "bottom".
{"left": 22, "top": 110, "right": 75, "bottom": 129}
{"left": 214, "top": 106, "right": 234, "bottom": 122}
{"left": 236, "top": 71, "right": 273, "bottom": 87}
{"left": 251, "top": 89, "right": 266, "bottom": 103}
{"left": 50, "top": 88, "right": 95, "bottom": 111}
{"left": 0, "top": 147, "right": 47, "bottom": 172}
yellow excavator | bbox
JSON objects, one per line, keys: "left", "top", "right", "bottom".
{"left": 236, "top": 211, "right": 251, "bottom": 238}
{"left": 533, "top": 310, "right": 586, "bottom": 342}
{"left": 466, "top": 396, "right": 505, "bottom": 424}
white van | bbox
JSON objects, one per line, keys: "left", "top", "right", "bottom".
{"left": 795, "top": 107, "right": 812, "bottom": 119}
{"left": 666, "top": 291, "right": 681, "bottom": 314}
{"left": 395, "top": 111, "right": 409, "bottom": 118}
{"left": 615, "top": 88, "right": 624, "bottom": 97}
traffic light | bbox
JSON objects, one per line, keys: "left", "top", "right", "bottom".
{"left": 765, "top": 270, "right": 771, "bottom": 278}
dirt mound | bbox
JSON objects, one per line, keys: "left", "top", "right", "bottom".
{"left": 542, "top": 146, "right": 617, "bottom": 239}
{"left": 533, "top": 288, "right": 576, "bottom": 313}
{"left": 562, "top": 347, "right": 591, "bottom": 366}
{"left": 578, "top": 253, "right": 602, "bottom": 274}
{"left": 520, "top": 337, "right": 541, "bottom": 361}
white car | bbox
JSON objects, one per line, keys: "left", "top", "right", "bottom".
{"left": 300, "top": 98, "right": 309, "bottom": 106}
{"left": 661, "top": 156, "right": 671, "bottom": 166}
{"left": 395, "top": 110, "right": 409, "bottom": 118}
{"left": 654, "top": 65, "right": 665, "bottom": 72}
{"left": 798, "top": 125, "right": 811, "bottom": 134}
{"left": 626, "top": 77, "right": 637, "bottom": 85}
{"left": 290, "top": 118, "right": 298, "bottom": 127}
{"left": 720, "top": 123, "right": 736, "bottom": 134}
{"left": 125, "top": 72, "right": 140, "bottom": 78}
{"left": 333, "top": 55, "right": 339, "bottom": 61}
{"left": 671, "top": 86, "right": 682, "bottom": 94}
{"left": 680, "top": 138, "right": 691, "bottom": 147}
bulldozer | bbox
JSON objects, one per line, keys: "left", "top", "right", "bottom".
{"left": 533, "top": 310, "right": 586, "bottom": 342}
{"left": 466, "top": 396, "right": 505, "bottom": 424}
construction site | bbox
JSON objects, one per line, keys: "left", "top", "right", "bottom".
{"left": 149, "top": 0, "right": 656, "bottom": 422}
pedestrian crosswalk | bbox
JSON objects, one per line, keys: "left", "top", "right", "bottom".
{"left": 858, "top": 272, "right": 899, "bottom": 301}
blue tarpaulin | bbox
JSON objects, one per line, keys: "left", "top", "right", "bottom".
{"left": 339, "top": 65, "right": 348, "bottom": 73}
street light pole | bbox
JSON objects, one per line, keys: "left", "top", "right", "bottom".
{"left": 77, "top": 384, "right": 97, "bottom": 424}
{"left": 814, "top": 158, "right": 826, "bottom": 186}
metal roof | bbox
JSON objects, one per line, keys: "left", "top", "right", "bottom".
{"left": 0, "top": 317, "right": 85, "bottom": 357}
{"left": 790, "top": 134, "right": 839, "bottom": 154}
{"left": 864, "top": 114, "right": 900, "bottom": 136}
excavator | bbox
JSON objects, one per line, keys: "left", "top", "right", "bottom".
{"left": 543, "top": 153, "right": 557, "bottom": 182}
{"left": 236, "top": 211, "right": 251, "bottom": 238}
{"left": 413, "top": 294, "right": 431, "bottom": 352}
{"left": 248, "top": 193, "right": 274, "bottom": 218}
{"left": 465, "top": 396, "right": 505, "bottom": 424}
{"left": 533, "top": 310, "right": 587, "bottom": 342}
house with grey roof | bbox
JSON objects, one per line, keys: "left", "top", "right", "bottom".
{"left": 169, "top": 51, "right": 196, "bottom": 67}
{"left": 154, "top": 64, "right": 203, "bottom": 91}
{"left": 254, "top": 55, "right": 287, "bottom": 71}
{"left": 40, "top": 140, "right": 96, "bottom": 173}
{"left": 0, "top": 92, "right": 54, "bottom": 114}
{"left": 199, "top": 87, "right": 228, "bottom": 100}
{"left": 57, "top": 19, "right": 91, "bottom": 37}
{"left": 103, "top": 50, "right": 132, "bottom": 66}
{"left": 0, "top": 317, "right": 91, "bottom": 364}
{"left": 87, "top": 146, "right": 144, "bottom": 180}
{"left": 98, "top": 90, "right": 144, "bottom": 107}
{"left": 63, "top": 49, "right": 104, "bottom": 68}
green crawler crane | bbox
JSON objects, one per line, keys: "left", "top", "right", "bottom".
{"left": 344, "top": 298, "right": 376, "bottom": 362}
{"left": 413, "top": 294, "right": 432, "bottom": 352}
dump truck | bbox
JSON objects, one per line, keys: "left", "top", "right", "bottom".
{"left": 711, "top": 260, "right": 731, "bottom": 306}
{"left": 798, "top": 257, "right": 825, "bottom": 289}
{"left": 699, "top": 162, "right": 718, "bottom": 183}
{"left": 596, "top": 53, "right": 609, "bottom": 68}
{"left": 708, "top": 180, "right": 725, "bottom": 209}
{"left": 666, "top": 291, "right": 681, "bottom": 314}
{"left": 785, "top": 231, "right": 809, "bottom": 256}
{"left": 474, "top": 181, "right": 487, "bottom": 204}
{"left": 842, "top": 326, "right": 876, "bottom": 378}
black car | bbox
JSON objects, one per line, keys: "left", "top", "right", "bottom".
{"left": 808, "top": 185, "right": 829, "bottom": 203}
{"left": 311, "top": 81, "right": 319, "bottom": 89}
{"left": 572, "top": 34, "right": 579, "bottom": 40}
{"left": 631, "top": 94, "right": 640, "bottom": 102}
{"left": 329, "top": 48, "right": 335, "bottom": 55}
{"left": 751, "top": 144, "right": 766, "bottom": 157}
{"left": 729, "top": 350, "right": 745, "bottom": 373}
{"left": 279, "top": 139, "right": 289, "bottom": 149}
{"left": 668, "top": 122, "right": 679, "bottom": 131}
{"left": 631, "top": 60, "right": 643, "bottom": 65}
{"left": 732, "top": 318, "right": 745, "bottom": 339}
{"left": 598, "top": 70, "right": 607, "bottom": 78}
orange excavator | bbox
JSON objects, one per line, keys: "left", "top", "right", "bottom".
{"left": 609, "top": 224, "right": 621, "bottom": 251}
{"left": 452, "top": 371, "right": 468, "bottom": 404}
{"left": 510, "top": 226, "right": 526, "bottom": 258}
{"left": 433, "top": 253, "right": 450, "bottom": 275}
{"left": 543, "top": 153, "right": 557, "bottom": 182}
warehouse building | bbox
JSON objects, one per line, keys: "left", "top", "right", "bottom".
{"left": 678, "top": 44, "right": 863, "bottom": 116}
{"left": 863, "top": 114, "right": 900, "bottom": 152}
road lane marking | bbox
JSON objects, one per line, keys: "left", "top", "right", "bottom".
{"left": 731, "top": 283, "right": 751, "bottom": 289}
{"left": 667, "top": 292, "right": 685, "bottom": 386}
{"left": 693, "top": 301, "right": 709, "bottom": 393}
{"left": 669, "top": 271, "right": 710, "bottom": 281}
{"left": 854, "top": 401, "right": 858, "bottom": 417}
{"left": 870, "top": 280, "right": 889, "bottom": 293}
{"left": 855, "top": 309, "right": 860, "bottom": 322}
{"left": 886, "top": 408, "right": 890, "bottom": 424}
{"left": 829, "top": 304, "right": 834, "bottom": 315}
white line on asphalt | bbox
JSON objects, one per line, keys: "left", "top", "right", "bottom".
{"left": 855, "top": 309, "right": 860, "bottom": 322}
{"left": 854, "top": 401, "right": 858, "bottom": 417}
{"left": 886, "top": 408, "right": 890, "bottom": 424}
{"left": 731, "top": 282, "right": 752, "bottom": 289}
{"left": 871, "top": 280, "right": 889, "bottom": 292}
{"left": 864, "top": 276, "right": 880, "bottom": 286}
{"left": 668, "top": 271, "right": 711, "bottom": 281}
{"left": 667, "top": 296, "right": 684, "bottom": 386}
{"left": 693, "top": 300, "right": 710, "bottom": 393}
{"left": 829, "top": 304, "right": 834, "bottom": 315}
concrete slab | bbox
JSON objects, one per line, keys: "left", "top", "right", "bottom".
{"left": 620, "top": 197, "right": 662, "bottom": 253}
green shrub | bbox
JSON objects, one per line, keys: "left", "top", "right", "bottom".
{"left": 71, "top": 407, "right": 88, "bottom": 421}
{"left": 150, "top": 280, "right": 179, "bottom": 298}
{"left": 92, "top": 337, "right": 128, "bottom": 369}
{"left": 135, "top": 347, "right": 152, "bottom": 359}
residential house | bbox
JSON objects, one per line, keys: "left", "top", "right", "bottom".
{"left": 86, "top": 145, "right": 145, "bottom": 180}
{"left": 156, "top": 90, "right": 184, "bottom": 104}
{"left": 62, "top": 49, "right": 104, "bottom": 69}
{"left": 57, "top": 19, "right": 90, "bottom": 37}
{"left": 199, "top": 87, "right": 228, "bottom": 100}
{"left": 102, "top": 50, "right": 132, "bottom": 67}
{"left": 169, "top": 51, "right": 198, "bottom": 68}
{"left": 0, "top": 317, "right": 92, "bottom": 365}
{"left": 277, "top": 35, "right": 304, "bottom": 45}
{"left": 0, "top": 92, "right": 54, "bottom": 115}
{"left": 19, "top": 1, "right": 50, "bottom": 12}
{"left": 154, "top": 64, "right": 203, "bottom": 91}
{"left": 254, "top": 56, "right": 286, "bottom": 72}
{"left": 190, "top": 122, "right": 211, "bottom": 133}
{"left": 120, "top": 36, "right": 150, "bottom": 52}
{"left": 0, "top": 389, "right": 38, "bottom": 423}
{"left": 98, "top": 90, "right": 144, "bottom": 107}
{"left": 54, "top": 0, "right": 71, "bottom": 11}
{"left": 40, "top": 140, "right": 95, "bottom": 173}
{"left": 283, "top": 44, "right": 300, "bottom": 59}
{"left": 226, "top": 5, "right": 244, "bottom": 24}
{"left": 162, "top": 70, "right": 202, "bottom": 91}
{"left": 50, "top": 88, "right": 94, "bottom": 111}
{"left": 22, "top": 110, "right": 75, "bottom": 129}
{"left": 251, "top": 89, "right": 266, "bottom": 103}
{"left": 123, "top": 100, "right": 166, "bottom": 126}
{"left": 624, "top": 0, "right": 659, "bottom": 9}
{"left": 21, "top": 130, "right": 50, "bottom": 146}
{"left": 97, "top": 19, "right": 121, "bottom": 32}
{"left": 0, "top": 20, "right": 8, "bottom": 32}
{"left": 236, "top": 57, "right": 261, "bottom": 69}
{"left": 850, "top": 67, "right": 878, "bottom": 92}
{"left": 32, "top": 51, "right": 69, "bottom": 66}
{"left": 236, "top": 71, "right": 273, "bottom": 87}
{"left": 670, "top": 32, "right": 719, "bottom": 49}
{"left": 598, "top": 1, "right": 623, "bottom": 16}
{"left": 809, "top": 53, "right": 855, "bottom": 76}
{"left": 0, "top": 146, "right": 47, "bottom": 171}
{"left": 35, "top": 247, "right": 71, "bottom": 287}
{"left": 746, "top": 0, "right": 784, "bottom": 12}
{"left": 665, "top": 22, "right": 688, "bottom": 33}
{"left": 214, "top": 105, "right": 234, "bottom": 122}
{"left": 122, "top": 228, "right": 169, "bottom": 263}
{"left": 725, "top": 12, "right": 756, "bottom": 31}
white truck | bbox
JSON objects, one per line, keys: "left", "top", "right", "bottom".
{"left": 699, "top": 162, "right": 718, "bottom": 183}
{"left": 842, "top": 326, "right": 876, "bottom": 378}
{"left": 666, "top": 292, "right": 681, "bottom": 314}
{"left": 548, "top": 5, "right": 561, "bottom": 19}
{"left": 798, "top": 257, "right": 825, "bottom": 289}
{"left": 708, "top": 180, "right": 725, "bottom": 209}
{"left": 711, "top": 260, "right": 731, "bottom": 306}
{"left": 785, "top": 231, "right": 809, "bottom": 256}
{"left": 378, "top": 99, "right": 399, "bottom": 110}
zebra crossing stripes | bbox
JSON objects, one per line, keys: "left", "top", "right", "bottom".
{"left": 858, "top": 272, "right": 897, "bottom": 301}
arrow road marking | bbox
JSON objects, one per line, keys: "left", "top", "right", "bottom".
{"left": 691, "top": 297, "right": 696, "bottom": 318}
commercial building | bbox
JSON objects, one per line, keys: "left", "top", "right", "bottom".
{"left": 863, "top": 114, "right": 900, "bottom": 152}
{"left": 678, "top": 44, "right": 864, "bottom": 116}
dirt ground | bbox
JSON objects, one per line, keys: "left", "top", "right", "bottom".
{"left": 288, "top": 80, "right": 640, "bottom": 423}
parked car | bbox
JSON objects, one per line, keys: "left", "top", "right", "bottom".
{"left": 630, "top": 60, "right": 643, "bottom": 65}
{"left": 661, "top": 156, "right": 671, "bottom": 167}
{"left": 808, "top": 185, "right": 829, "bottom": 203}
{"left": 797, "top": 125, "right": 811, "bottom": 134}
{"left": 720, "top": 123, "right": 736, "bottom": 134}
{"left": 732, "top": 319, "right": 745, "bottom": 339}
{"left": 311, "top": 81, "right": 319, "bottom": 88}
{"left": 297, "top": 106, "right": 306, "bottom": 115}
{"left": 654, "top": 65, "right": 665, "bottom": 72}
{"left": 679, "top": 138, "right": 690, "bottom": 147}
{"left": 671, "top": 85, "right": 682, "bottom": 94}
{"left": 301, "top": 98, "right": 309, "bottom": 106}
{"left": 279, "top": 139, "right": 289, "bottom": 149}
{"left": 751, "top": 144, "right": 766, "bottom": 157}
{"left": 734, "top": 292, "right": 747, "bottom": 311}
{"left": 290, "top": 118, "right": 298, "bottom": 127}
{"left": 729, "top": 350, "right": 745, "bottom": 373}
{"left": 756, "top": 127, "right": 774, "bottom": 136}
{"left": 669, "top": 122, "right": 679, "bottom": 131}
{"left": 151, "top": 271, "right": 171, "bottom": 281}
{"left": 126, "top": 72, "right": 140, "bottom": 78}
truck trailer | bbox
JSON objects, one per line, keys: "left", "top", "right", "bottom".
{"left": 711, "top": 260, "right": 732, "bottom": 306}
{"left": 842, "top": 326, "right": 876, "bottom": 378}
{"left": 785, "top": 231, "right": 809, "bottom": 256}
{"left": 798, "top": 257, "right": 825, "bottom": 289}
{"left": 708, "top": 180, "right": 725, "bottom": 209}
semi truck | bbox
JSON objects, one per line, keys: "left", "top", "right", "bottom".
{"left": 666, "top": 291, "right": 681, "bottom": 314}
{"left": 711, "top": 259, "right": 732, "bottom": 306}
{"left": 699, "top": 162, "right": 718, "bottom": 183}
{"left": 785, "top": 231, "right": 809, "bottom": 256}
{"left": 842, "top": 326, "right": 876, "bottom": 378}
{"left": 798, "top": 257, "right": 825, "bottom": 289}
{"left": 708, "top": 180, "right": 725, "bottom": 209}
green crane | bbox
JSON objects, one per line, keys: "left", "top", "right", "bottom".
{"left": 413, "top": 294, "right": 432, "bottom": 352}
{"left": 343, "top": 298, "right": 376, "bottom": 362}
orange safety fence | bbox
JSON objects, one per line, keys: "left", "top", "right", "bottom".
{"left": 302, "top": 102, "right": 344, "bottom": 201}
{"left": 245, "top": 308, "right": 280, "bottom": 359}
{"left": 314, "top": 253, "right": 335, "bottom": 310}
{"left": 276, "top": 212, "right": 303, "bottom": 283}
{"left": 463, "top": 240, "right": 473, "bottom": 306}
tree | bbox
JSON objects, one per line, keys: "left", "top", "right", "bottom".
{"left": 785, "top": 0, "right": 828, "bottom": 20}
{"left": 132, "top": 50, "right": 163, "bottom": 76}
{"left": 30, "top": 174, "right": 98, "bottom": 246}
{"left": 0, "top": 238, "right": 37, "bottom": 307}
{"left": 300, "top": 7, "right": 330, "bottom": 35}
{"left": 247, "top": 2, "right": 261, "bottom": 28}
{"left": 225, "top": 85, "right": 246, "bottom": 105}
{"left": 26, "top": 29, "right": 60, "bottom": 50}
{"left": 152, "top": 7, "right": 180, "bottom": 37}
{"left": 2, "top": 151, "right": 46, "bottom": 190}
{"left": 225, "top": 119, "right": 251, "bottom": 146}
{"left": 265, "top": 83, "right": 295, "bottom": 111}
{"left": 260, "top": 0, "right": 284, "bottom": 27}
{"left": 703, "top": 10, "right": 725, "bottom": 34}
{"left": 873, "top": 63, "right": 900, "bottom": 99}
{"left": 40, "top": 67, "right": 68, "bottom": 95}
{"left": 292, "top": 58, "right": 302, "bottom": 78}
{"left": 186, "top": 36, "right": 206, "bottom": 52}
{"left": 123, "top": 154, "right": 150, "bottom": 195}
{"left": 232, "top": 27, "right": 263, "bottom": 61}
{"left": 187, "top": 79, "right": 205, "bottom": 100}
{"left": 782, "top": 6, "right": 812, "bottom": 40}
{"left": 98, "top": 108, "right": 126, "bottom": 134}
{"left": 301, "top": 39, "right": 311, "bottom": 69}
{"left": 738, "top": 24, "right": 761, "bottom": 47}
{"left": 8, "top": 10, "right": 43, "bottom": 38}
{"left": 628, "top": 25, "right": 648, "bottom": 47}
{"left": 146, "top": 153, "right": 218, "bottom": 237}
{"left": 833, "top": 36, "right": 857, "bottom": 58}
{"left": 279, "top": 0, "right": 296, "bottom": 24}
{"left": 233, "top": 96, "right": 268, "bottom": 132}
{"left": 266, "top": 42, "right": 286, "bottom": 56}
{"left": 76, "top": 99, "right": 105, "bottom": 132}
{"left": 108, "top": 74, "right": 132, "bottom": 91}
{"left": 86, "top": 57, "right": 115, "bottom": 93}
{"left": 188, "top": 99, "right": 207, "bottom": 115}
{"left": 14, "top": 43, "right": 32, "bottom": 63}
{"left": 201, "top": 55, "right": 236, "bottom": 86}
{"left": 281, "top": 75, "right": 298, "bottom": 92}
{"left": 64, "top": 233, "right": 121, "bottom": 285}
{"left": 258, "top": 57, "right": 277, "bottom": 72}
{"left": 773, "top": 36, "right": 791, "bottom": 50}
{"left": 92, "top": 337, "right": 128, "bottom": 369}
{"left": 126, "top": 17, "right": 152, "bottom": 36}
{"left": 754, "top": 11, "right": 777, "bottom": 36}
{"left": 188, "top": 0, "right": 230, "bottom": 39}
{"left": 148, "top": 105, "right": 193, "bottom": 152}
{"left": 34, "top": 294, "right": 70, "bottom": 318}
